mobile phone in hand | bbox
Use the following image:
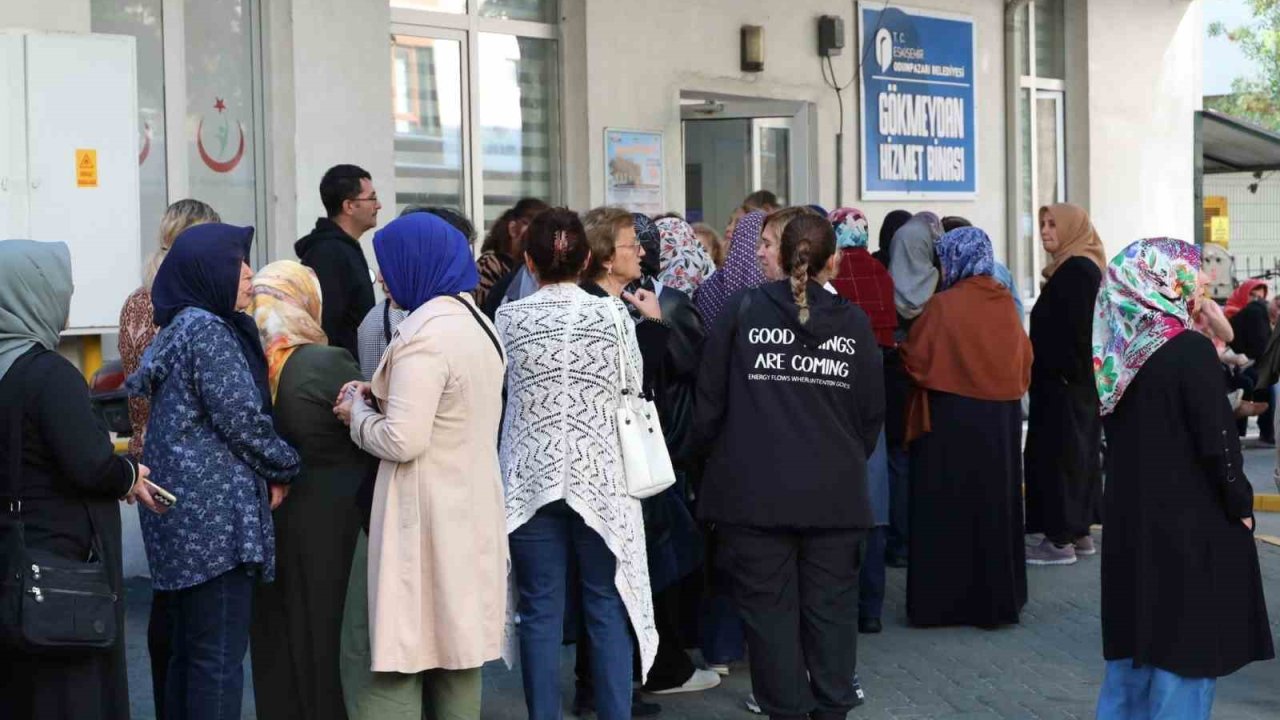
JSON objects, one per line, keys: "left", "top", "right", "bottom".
{"left": 144, "top": 478, "right": 178, "bottom": 508}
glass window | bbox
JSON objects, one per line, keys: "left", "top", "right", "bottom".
{"left": 478, "top": 0, "right": 557, "bottom": 23}
{"left": 1018, "top": 88, "right": 1034, "bottom": 292}
{"left": 1034, "top": 0, "right": 1065, "bottom": 79}
{"left": 184, "top": 0, "right": 262, "bottom": 231}
{"left": 758, "top": 126, "right": 790, "bottom": 206}
{"left": 478, "top": 33, "right": 559, "bottom": 226}
{"left": 392, "top": 0, "right": 466, "bottom": 13}
{"left": 1015, "top": 3, "right": 1029, "bottom": 77}
{"left": 391, "top": 35, "right": 466, "bottom": 214}
{"left": 90, "top": 0, "right": 167, "bottom": 266}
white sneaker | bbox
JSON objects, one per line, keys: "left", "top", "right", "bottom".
{"left": 648, "top": 668, "right": 722, "bottom": 695}
{"left": 744, "top": 692, "right": 763, "bottom": 714}
{"left": 707, "top": 663, "right": 730, "bottom": 676}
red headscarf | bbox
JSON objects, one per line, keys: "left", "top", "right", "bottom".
{"left": 1225, "top": 279, "right": 1269, "bottom": 319}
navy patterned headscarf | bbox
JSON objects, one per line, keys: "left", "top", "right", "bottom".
{"left": 936, "top": 226, "right": 996, "bottom": 290}
{"left": 152, "top": 222, "right": 271, "bottom": 411}
{"left": 634, "top": 213, "right": 662, "bottom": 280}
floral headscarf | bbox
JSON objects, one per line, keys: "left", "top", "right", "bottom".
{"left": 936, "top": 227, "right": 995, "bottom": 290}
{"left": 656, "top": 217, "right": 715, "bottom": 295}
{"left": 251, "top": 260, "right": 328, "bottom": 400}
{"left": 828, "top": 207, "right": 870, "bottom": 249}
{"left": 1092, "top": 238, "right": 1200, "bottom": 415}
{"left": 695, "top": 210, "right": 768, "bottom": 325}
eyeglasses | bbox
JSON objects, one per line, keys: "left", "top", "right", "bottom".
{"left": 614, "top": 242, "right": 642, "bottom": 252}
{"left": 349, "top": 194, "right": 379, "bottom": 205}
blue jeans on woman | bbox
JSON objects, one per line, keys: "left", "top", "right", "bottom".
{"left": 510, "top": 500, "right": 633, "bottom": 720}
{"left": 1096, "top": 660, "right": 1215, "bottom": 720}
{"left": 164, "top": 567, "right": 254, "bottom": 720}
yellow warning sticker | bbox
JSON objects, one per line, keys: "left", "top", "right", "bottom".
{"left": 76, "top": 149, "right": 98, "bottom": 188}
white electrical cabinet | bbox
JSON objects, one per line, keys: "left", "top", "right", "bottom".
{"left": 0, "top": 31, "right": 140, "bottom": 333}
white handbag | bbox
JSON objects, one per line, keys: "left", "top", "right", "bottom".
{"left": 606, "top": 301, "right": 677, "bottom": 500}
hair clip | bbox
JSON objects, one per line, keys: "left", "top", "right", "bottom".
{"left": 553, "top": 230, "right": 568, "bottom": 261}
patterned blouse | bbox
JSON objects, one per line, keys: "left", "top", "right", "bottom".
{"left": 127, "top": 307, "right": 300, "bottom": 590}
{"left": 118, "top": 287, "right": 158, "bottom": 458}
{"left": 474, "top": 252, "right": 516, "bottom": 307}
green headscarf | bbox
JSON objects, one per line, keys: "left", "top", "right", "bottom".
{"left": 0, "top": 240, "right": 72, "bottom": 380}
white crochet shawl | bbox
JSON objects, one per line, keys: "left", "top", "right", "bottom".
{"left": 495, "top": 282, "right": 657, "bottom": 679}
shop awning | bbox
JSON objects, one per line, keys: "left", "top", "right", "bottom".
{"left": 1200, "top": 109, "right": 1280, "bottom": 174}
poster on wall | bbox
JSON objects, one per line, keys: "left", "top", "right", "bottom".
{"left": 605, "top": 129, "right": 664, "bottom": 215}
{"left": 858, "top": 2, "right": 977, "bottom": 200}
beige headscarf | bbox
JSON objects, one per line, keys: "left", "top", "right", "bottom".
{"left": 1040, "top": 203, "right": 1106, "bottom": 282}
{"left": 250, "top": 260, "right": 328, "bottom": 400}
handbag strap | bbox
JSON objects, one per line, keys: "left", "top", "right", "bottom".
{"left": 604, "top": 300, "right": 639, "bottom": 397}
{"left": 447, "top": 294, "right": 505, "bottom": 364}
{"left": 4, "top": 350, "right": 43, "bottom": 515}
{"left": 382, "top": 300, "right": 393, "bottom": 346}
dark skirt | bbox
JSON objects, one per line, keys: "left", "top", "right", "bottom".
{"left": 250, "top": 467, "right": 361, "bottom": 720}
{"left": 1023, "top": 375, "right": 1103, "bottom": 540}
{"left": 0, "top": 502, "right": 130, "bottom": 720}
{"left": 907, "top": 391, "right": 1026, "bottom": 628}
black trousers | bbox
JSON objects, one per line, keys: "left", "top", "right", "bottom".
{"left": 719, "top": 525, "right": 865, "bottom": 720}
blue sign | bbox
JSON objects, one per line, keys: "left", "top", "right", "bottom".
{"left": 859, "top": 3, "right": 977, "bottom": 199}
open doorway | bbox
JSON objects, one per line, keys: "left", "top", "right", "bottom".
{"left": 681, "top": 91, "right": 815, "bottom": 236}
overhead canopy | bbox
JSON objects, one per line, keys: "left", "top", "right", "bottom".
{"left": 1200, "top": 109, "right": 1280, "bottom": 174}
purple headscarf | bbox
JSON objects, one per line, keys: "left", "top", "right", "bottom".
{"left": 694, "top": 210, "right": 767, "bottom": 325}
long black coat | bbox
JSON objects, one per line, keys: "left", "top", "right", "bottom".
{"left": 1024, "top": 257, "right": 1103, "bottom": 540}
{"left": 0, "top": 348, "right": 138, "bottom": 719}
{"left": 1102, "top": 331, "right": 1274, "bottom": 678}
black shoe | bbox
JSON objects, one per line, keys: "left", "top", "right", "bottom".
{"left": 572, "top": 689, "right": 661, "bottom": 717}
{"left": 859, "top": 617, "right": 883, "bottom": 634}
{"left": 851, "top": 673, "right": 867, "bottom": 708}
{"left": 632, "top": 692, "right": 662, "bottom": 717}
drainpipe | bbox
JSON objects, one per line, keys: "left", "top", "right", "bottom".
{"left": 1005, "top": 0, "right": 1031, "bottom": 297}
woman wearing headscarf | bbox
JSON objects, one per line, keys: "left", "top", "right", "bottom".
{"left": 1226, "top": 278, "right": 1275, "bottom": 443}
{"left": 248, "top": 261, "right": 368, "bottom": 720}
{"left": 828, "top": 207, "right": 895, "bottom": 634}
{"left": 1092, "top": 239, "right": 1273, "bottom": 719}
{"left": 115, "top": 198, "right": 220, "bottom": 720}
{"left": 128, "top": 223, "right": 301, "bottom": 718}
{"left": 657, "top": 216, "right": 716, "bottom": 297}
{"left": 881, "top": 213, "right": 942, "bottom": 568}
{"left": 871, "top": 209, "right": 912, "bottom": 269}
{"left": 1024, "top": 203, "right": 1108, "bottom": 567}
{"left": 695, "top": 210, "right": 768, "bottom": 327}
{"left": 901, "top": 226, "right": 1032, "bottom": 628}
{"left": 0, "top": 241, "right": 163, "bottom": 720}
{"left": 333, "top": 212, "right": 507, "bottom": 720}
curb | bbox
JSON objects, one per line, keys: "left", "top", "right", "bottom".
{"left": 1256, "top": 494, "right": 1280, "bottom": 513}
{"left": 1257, "top": 534, "right": 1280, "bottom": 548}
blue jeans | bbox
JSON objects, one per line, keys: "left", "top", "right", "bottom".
{"left": 1096, "top": 660, "right": 1215, "bottom": 720}
{"left": 510, "top": 501, "right": 633, "bottom": 720}
{"left": 859, "top": 526, "right": 887, "bottom": 621}
{"left": 165, "top": 567, "right": 254, "bottom": 720}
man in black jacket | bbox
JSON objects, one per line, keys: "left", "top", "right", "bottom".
{"left": 296, "top": 164, "right": 379, "bottom": 361}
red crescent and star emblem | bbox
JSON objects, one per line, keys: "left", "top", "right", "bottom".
{"left": 197, "top": 97, "right": 246, "bottom": 174}
{"left": 138, "top": 121, "right": 152, "bottom": 166}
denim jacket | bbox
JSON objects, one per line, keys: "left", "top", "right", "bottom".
{"left": 127, "top": 307, "right": 300, "bottom": 590}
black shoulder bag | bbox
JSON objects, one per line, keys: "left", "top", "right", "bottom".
{"left": 0, "top": 350, "right": 120, "bottom": 654}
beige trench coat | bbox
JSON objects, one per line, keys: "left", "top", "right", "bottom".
{"left": 349, "top": 293, "right": 507, "bottom": 673}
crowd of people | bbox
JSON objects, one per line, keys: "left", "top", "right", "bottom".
{"left": 0, "top": 164, "right": 1276, "bottom": 720}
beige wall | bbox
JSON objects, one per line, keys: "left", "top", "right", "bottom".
{"left": 265, "top": 0, "right": 395, "bottom": 262}
{"left": 1084, "top": 0, "right": 1201, "bottom": 257}
{"left": 0, "top": 0, "right": 90, "bottom": 33}
{"left": 574, "top": 0, "right": 1010, "bottom": 259}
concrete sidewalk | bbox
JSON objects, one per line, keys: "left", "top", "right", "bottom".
{"left": 124, "top": 534, "right": 1280, "bottom": 720}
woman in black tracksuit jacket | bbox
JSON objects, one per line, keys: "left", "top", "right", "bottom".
{"left": 694, "top": 214, "right": 884, "bottom": 720}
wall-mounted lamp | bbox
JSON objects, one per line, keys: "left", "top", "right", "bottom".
{"left": 741, "top": 25, "right": 764, "bottom": 73}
